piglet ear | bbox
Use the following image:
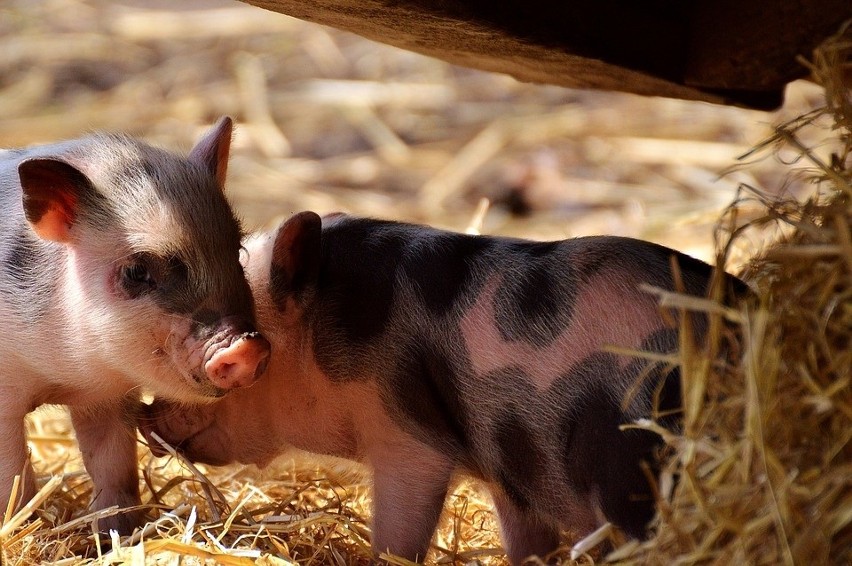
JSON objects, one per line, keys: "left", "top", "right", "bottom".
{"left": 189, "top": 116, "right": 233, "bottom": 191}
{"left": 18, "top": 158, "right": 93, "bottom": 243}
{"left": 270, "top": 211, "right": 323, "bottom": 309}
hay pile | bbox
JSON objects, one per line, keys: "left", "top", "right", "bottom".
{"left": 611, "top": 26, "right": 852, "bottom": 566}
{"left": 0, "top": 1, "right": 849, "bottom": 564}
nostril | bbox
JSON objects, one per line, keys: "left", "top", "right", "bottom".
{"left": 204, "top": 333, "right": 271, "bottom": 389}
{"left": 253, "top": 352, "right": 270, "bottom": 379}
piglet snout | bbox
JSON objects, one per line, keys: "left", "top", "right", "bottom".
{"left": 205, "top": 332, "right": 270, "bottom": 389}
{"left": 139, "top": 399, "right": 213, "bottom": 458}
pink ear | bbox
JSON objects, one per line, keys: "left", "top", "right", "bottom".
{"left": 189, "top": 116, "right": 233, "bottom": 191}
{"left": 18, "top": 158, "right": 90, "bottom": 243}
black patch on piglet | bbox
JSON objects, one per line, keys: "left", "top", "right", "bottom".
{"left": 386, "top": 338, "right": 472, "bottom": 460}
{"left": 402, "top": 234, "right": 491, "bottom": 317}
{"left": 597, "top": 363, "right": 680, "bottom": 538}
{"left": 6, "top": 227, "right": 45, "bottom": 289}
{"left": 558, "top": 329, "right": 681, "bottom": 539}
{"left": 493, "top": 396, "right": 546, "bottom": 511}
{"left": 189, "top": 309, "right": 225, "bottom": 340}
{"left": 311, "top": 219, "right": 407, "bottom": 380}
{"left": 494, "top": 241, "right": 576, "bottom": 347}
{"left": 320, "top": 219, "right": 405, "bottom": 342}
{"left": 553, "top": 352, "right": 619, "bottom": 491}
{"left": 1, "top": 226, "right": 57, "bottom": 319}
{"left": 571, "top": 235, "right": 736, "bottom": 301}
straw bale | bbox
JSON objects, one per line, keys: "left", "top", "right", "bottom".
{"left": 611, "top": 23, "right": 852, "bottom": 566}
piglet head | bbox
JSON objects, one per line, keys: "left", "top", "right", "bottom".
{"left": 139, "top": 211, "right": 329, "bottom": 467}
{"left": 17, "top": 117, "right": 270, "bottom": 400}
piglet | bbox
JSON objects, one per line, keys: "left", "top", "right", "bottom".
{"left": 0, "top": 118, "right": 270, "bottom": 534}
{"left": 143, "top": 211, "right": 746, "bottom": 563}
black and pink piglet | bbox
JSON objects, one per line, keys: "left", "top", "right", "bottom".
{"left": 143, "top": 211, "right": 747, "bottom": 563}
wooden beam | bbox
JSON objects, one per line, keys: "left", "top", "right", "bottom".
{"left": 239, "top": 0, "right": 851, "bottom": 109}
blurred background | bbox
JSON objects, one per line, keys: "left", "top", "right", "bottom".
{"left": 1, "top": 0, "right": 826, "bottom": 263}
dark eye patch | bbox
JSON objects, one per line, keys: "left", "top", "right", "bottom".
{"left": 165, "top": 254, "right": 189, "bottom": 284}
{"left": 118, "top": 252, "right": 188, "bottom": 300}
{"left": 120, "top": 253, "right": 158, "bottom": 298}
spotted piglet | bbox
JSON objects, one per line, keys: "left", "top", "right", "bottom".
{"left": 143, "top": 211, "right": 746, "bottom": 563}
{"left": 0, "top": 118, "right": 270, "bottom": 533}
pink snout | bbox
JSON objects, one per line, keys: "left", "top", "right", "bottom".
{"left": 204, "top": 332, "right": 271, "bottom": 389}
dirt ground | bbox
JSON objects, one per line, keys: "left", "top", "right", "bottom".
{"left": 0, "top": 0, "right": 836, "bottom": 564}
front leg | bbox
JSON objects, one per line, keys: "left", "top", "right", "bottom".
{"left": 70, "top": 398, "right": 144, "bottom": 534}
{"left": 368, "top": 439, "right": 454, "bottom": 563}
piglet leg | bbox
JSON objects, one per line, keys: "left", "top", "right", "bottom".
{"left": 490, "top": 488, "right": 562, "bottom": 565}
{"left": 369, "top": 439, "right": 453, "bottom": 563}
{"left": 0, "top": 410, "right": 36, "bottom": 516}
{"left": 70, "top": 399, "right": 144, "bottom": 534}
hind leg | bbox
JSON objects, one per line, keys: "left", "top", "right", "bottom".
{"left": 595, "top": 427, "right": 660, "bottom": 539}
{"left": 489, "top": 488, "right": 562, "bottom": 565}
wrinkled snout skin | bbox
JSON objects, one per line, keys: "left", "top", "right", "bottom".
{"left": 143, "top": 212, "right": 748, "bottom": 564}
{"left": 0, "top": 118, "right": 268, "bottom": 535}
{"left": 166, "top": 314, "right": 270, "bottom": 395}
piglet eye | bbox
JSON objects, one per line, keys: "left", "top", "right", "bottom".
{"left": 125, "top": 263, "right": 152, "bottom": 284}
{"left": 120, "top": 260, "right": 156, "bottom": 297}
